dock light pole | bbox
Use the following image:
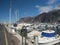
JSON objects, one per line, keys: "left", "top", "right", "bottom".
{"left": 21, "top": 26, "right": 27, "bottom": 45}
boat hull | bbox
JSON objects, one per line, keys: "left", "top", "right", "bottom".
{"left": 38, "top": 38, "right": 60, "bottom": 45}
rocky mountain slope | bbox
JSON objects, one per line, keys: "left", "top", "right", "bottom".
{"left": 18, "top": 9, "right": 60, "bottom": 23}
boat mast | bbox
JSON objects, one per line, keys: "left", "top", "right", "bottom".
{"left": 9, "top": 0, "right": 12, "bottom": 25}
{"left": 15, "top": 10, "right": 19, "bottom": 24}
{"left": 15, "top": 10, "right": 18, "bottom": 23}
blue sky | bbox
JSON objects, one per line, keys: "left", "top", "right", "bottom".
{"left": 0, "top": 0, "right": 60, "bottom": 23}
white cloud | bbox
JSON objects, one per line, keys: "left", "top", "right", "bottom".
{"left": 55, "top": 5, "right": 60, "bottom": 9}
{"left": 35, "top": 0, "right": 60, "bottom": 14}
{"left": 35, "top": 5, "right": 41, "bottom": 9}
{"left": 35, "top": 5, "right": 53, "bottom": 14}
{"left": 40, "top": 6, "right": 53, "bottom": 13}
{"left": 35, "top": 5, "right": 60, "bottom": 14}
{"left": 47, "top": 0, "right": 57, "bottom": 5}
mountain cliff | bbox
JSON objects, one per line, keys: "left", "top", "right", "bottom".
{"left": 18, "top": 9, "right": 60, "bottom": 23}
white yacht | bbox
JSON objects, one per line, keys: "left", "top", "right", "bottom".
{"left": 38, "top": 30, "right": 60, "bottom": 45}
